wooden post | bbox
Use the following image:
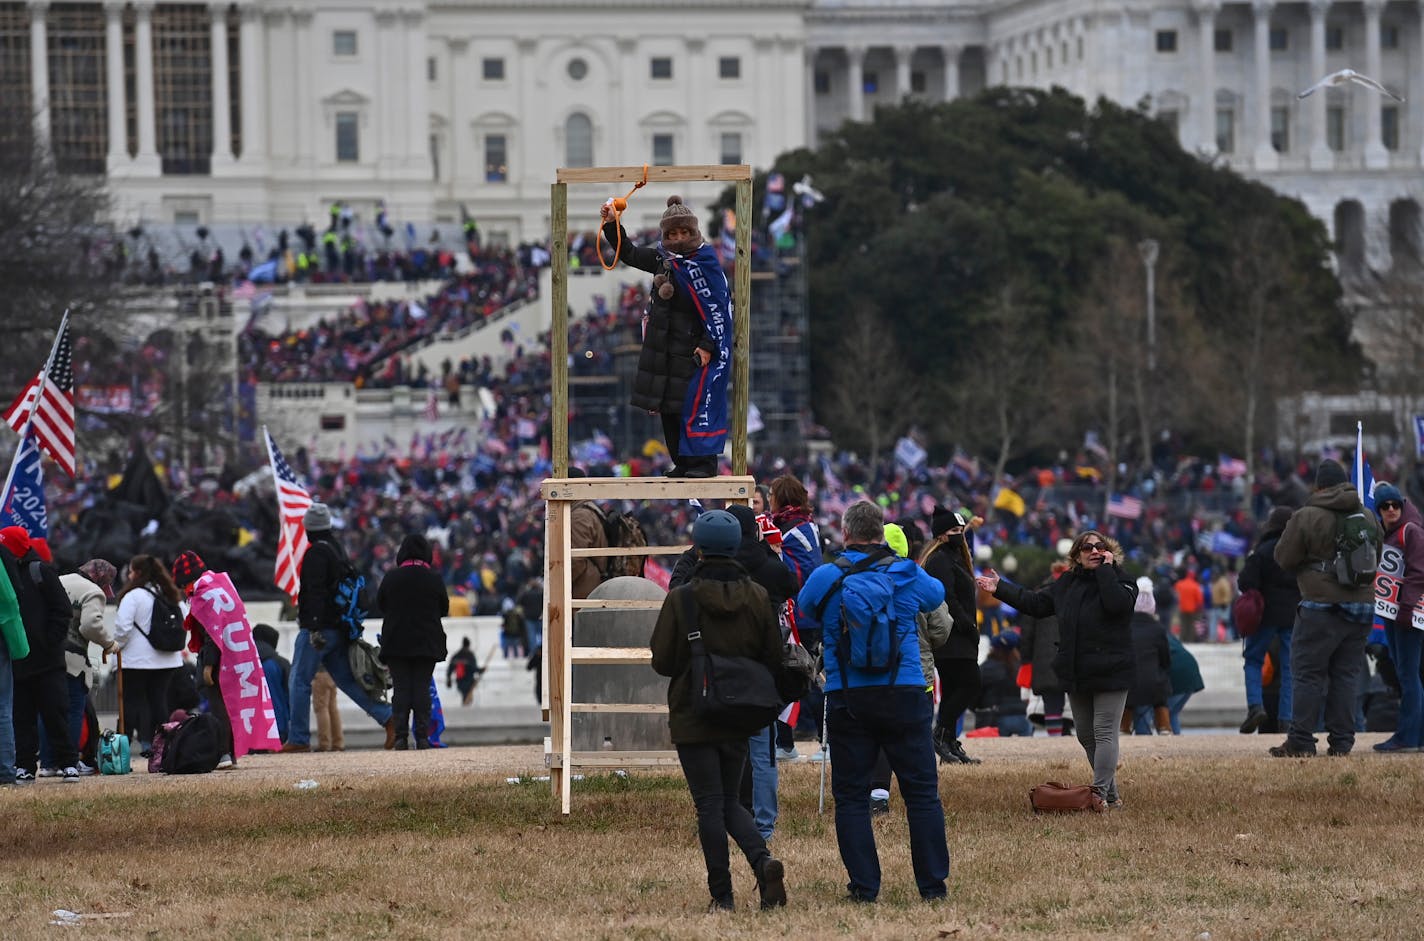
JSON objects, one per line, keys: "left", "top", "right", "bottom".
{"left": 731, "top": 176, "right": 752, "bottom": 475}
{"left": 546, "top": 499, "right": 570, "bottom": 803}
{"left": 551, "top": 182, "right": 569, "bottom": 478}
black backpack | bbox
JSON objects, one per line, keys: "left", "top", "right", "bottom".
{"left": 678, "top": 587, "right": 782, "bottom": 734}
{"left": 159, "top": 712, "right": 222, "bottom": 774}
{"left": 592, "top": 505, "right": 647, "bottom": 580}
{"left": 139, "top": 587, "right": 188, "bottom": 652}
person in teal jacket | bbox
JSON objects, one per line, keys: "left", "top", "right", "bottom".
{"left": 796, "top": 500, "right": 948, "bottom": 903}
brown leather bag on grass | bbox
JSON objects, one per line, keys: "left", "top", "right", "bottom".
{"left": 1029, "top": 781, "right": 1106, "bottom": 814}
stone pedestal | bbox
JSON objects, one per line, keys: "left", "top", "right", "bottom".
{"left": 570, "top": 576, "right": 670, "bottom": 752}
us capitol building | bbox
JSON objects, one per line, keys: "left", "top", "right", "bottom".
{"left": 6, "top": 0, "right": 1422, "bottom": 274}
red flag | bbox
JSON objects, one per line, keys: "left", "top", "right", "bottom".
{"left": 264, "top": 427, "right": 313, "bottom": 604}
{"left": 4, "top": 319, "right": 75, "bottom": 477}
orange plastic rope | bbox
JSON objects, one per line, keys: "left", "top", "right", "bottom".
{"left": 598, "top": 164, "right": 650, "bottom": 271}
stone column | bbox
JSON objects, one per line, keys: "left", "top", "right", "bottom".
{"left": 1362, "top": 0, "right": 1388, "bottom": 168}
{"left": 804, "top": 45, "right": 817, "bottom": 145}
{"left": 104, "top": 0, "right": 127, "bottom": 170}
{"left": 28, "top": 0, "right": 49, "bottom": 151}
{"left": 1195, "top": 1, "right": 1219, "bottom": 156}
{"left": 238, "top": 2, "right": 265, "bottom": 168}
{"left": 1251, "top": 0, "right": 1277, "bottom": 171}
{"left": 447, "top": 37, "right": 468, "bottom": 188}
{"left": 133, "top": 0, "right": 161, "bottom": 172}
{"left": 687, "top": 37, "right": 705, "bottom": 160}
{"left": 846, "top": 44, "right": 866, "bottom": 122}
{"left": 210, "top": 2, "right": 235, "bottom": 171}
{"left": 404, "top": 9, "right": 430, "bottom": 178}
{"left": 1418, "top": 0, "right": 1424, "bottom": 165}
{"left": 942, "top": 44, "right": 960, "bottom": 101}
{"left": 1307, "top": 0, "right": 1332, "bottom": 168}
{"left": 375, "top": 9, "right": 398, "bottom": 175}
{"left": 291, "top": 8, "right": 313, "bottom": 171}
{"left": 894, "top": 44, "right": 913, "bottom": 100}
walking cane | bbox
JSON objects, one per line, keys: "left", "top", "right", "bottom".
{"left": 103, "top": 648, "right": 125, "bottom": 741}
{"left": 817, "top": 685, "right": 830, "bottom": 815}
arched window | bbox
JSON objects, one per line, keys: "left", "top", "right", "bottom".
{"left": 565, "top": 113, "right": 592, "bottom": 168}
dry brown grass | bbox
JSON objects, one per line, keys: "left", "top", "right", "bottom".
{"left": 1, "top": 735, "right": 1420, "bottom": 940}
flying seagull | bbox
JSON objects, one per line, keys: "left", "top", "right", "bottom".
{"left": 1298, "top": 68, "right": 1404, "bottom": 102}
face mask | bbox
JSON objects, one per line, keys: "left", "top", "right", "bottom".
{"left": 944, "top": 534, "right": 966, "bottom": 551}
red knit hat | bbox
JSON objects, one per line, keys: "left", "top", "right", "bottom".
{"left": 0, "top": 526, "right": 31, "bottom": 558}
{"left": 172, "top": 550, "right": 208, "bottom": 589}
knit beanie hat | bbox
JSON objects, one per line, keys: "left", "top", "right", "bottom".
{"left": 726, "top": 504, "right": 759, "bottom": 541}
{"left": 990, "top": 630, "right": 1020, "bottom": 651}
{"left": 930, "top": 505, "right": 968, "bottom": 538}
{"left": 1315, "top": 459, "right": 1348, "bottom": 490}
{"left": 883, "top": 523, "right": 908, "bottom": 559}
{"left": 1264, "top": 506, "right": 1294, "bottom": 534}
{"left": 0, "top": 526, "right": 31, "bottom": 558}
{"left": 1134, "top": 576, "right": 1157, "bottom": 615}
{"left": 172, "top": 550, "right": 208, "bottom": 589}
{"left": 1374, "top": 482, "right": 1404, "bottom": 506}
{"left": 29, "top": 537, "right": 52, "bottom": 562}
{"left": 303, "top": 502, "right": 333, "bottom": 532}
{"left": 660, "top": 196, "right": 700, "bottom": 239}
{"left": 78, "top": 558, "right": 119, "bottom": 599}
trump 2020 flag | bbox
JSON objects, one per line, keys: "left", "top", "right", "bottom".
{"left": 1, "top": 432, "right": 47, "bottom": 538}
{"left": 1351, "top": 420, "right": 1375, "bottom": 513}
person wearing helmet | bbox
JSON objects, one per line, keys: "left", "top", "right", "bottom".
{"left": 650, "top": 509, "right": 788, "bottom": 913}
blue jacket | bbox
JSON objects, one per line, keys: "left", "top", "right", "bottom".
{"left": 797, "top": 546, "right": 945, "bottom": 693}
{"left": 779, "top": 519, "right": 821, "bottom": 590}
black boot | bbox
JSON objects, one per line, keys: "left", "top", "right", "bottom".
{"left": 756, "top": 856, "right": 787, "bottom": 910}
{"left": 948, "top": 739, "right": 981, "bottom": 765}
{"left": 1239, "top": 704, "right": 1267, "bottom": 734}
{"left": 932, "top": 726, "right": 961, "bottom": 765}
{"left": 414, "top": 738, "right": 430, "bottom": 750}
{"left": 707, "top": 896, "right": 735, "bottom": 913}
{"left": 393, "top": 736, "right": 409, "bottom": 751}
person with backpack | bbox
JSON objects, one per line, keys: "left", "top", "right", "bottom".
{"left": 499, "top": 598, "right": 525, "bottom": 658}
{"left": 1270, "top": 459, "right": 1383, "bottom": 758}
{"left": 283, "top": 503, "right": 396, "bottom": 752}
{"left": 919, "top": 506, "right": 982, "bottom": 764}
{"left": 375, "top": 534, "right": 449, "bottom": 751}
{"left": 650, "top": 510, "right": 787, "bottom": 912}
{"left": 447, "top": 637, "right": 482, "bottom": 706}
{"left": 977, "top": 530, "right": 1137, "bottom": 809}
{"left": 1, "top": 527, "right": 80, "bottom": 783}
{"left": 1237, "top": 507, "right": 1300, "bottom": 734}
{"left": 1367, "top": 483, "right": 1424, "bottom": 753}
{"left": 796, "top": 500, "right": 949, "bottom": 904}
{"left": 112, "top": 554, "right": 186, "bottom": 759}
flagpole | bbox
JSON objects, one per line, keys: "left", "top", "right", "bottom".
{"left": 0, "top": 311, "right": 68, "bottom": 517}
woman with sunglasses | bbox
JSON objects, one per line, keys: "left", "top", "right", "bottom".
{"left": 1371, "top": 484, "right": 1424, "bottom": 753}
{"left": 976, "top": 531, "right": 1137, "bottom": 808}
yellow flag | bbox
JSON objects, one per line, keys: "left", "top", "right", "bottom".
{"left": 993, "top": 487, "right": 1026, "bottom": 518}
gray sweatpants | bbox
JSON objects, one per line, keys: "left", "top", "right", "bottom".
{"left": 1287, "top": 605, "right": 1369, "bottom": 755}
{"left": 1068, "top": 689, "right": 1130, "bottom": 802}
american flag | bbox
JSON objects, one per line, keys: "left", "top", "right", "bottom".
{"left": 1106, "top": 494, "right": 1144, "bottom": 520}
{"left": 264, "top": 427, "right": 313, "bottom": 604}
{"left": 3, "top": 318, "right": 76, "bottom": 478}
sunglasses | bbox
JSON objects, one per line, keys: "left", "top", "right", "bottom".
{"left": 1080, "top": 542, "right": 1108, "bottom": 553}
{"left": 1380, "top": 501, "right": 1403, "bottom": 511}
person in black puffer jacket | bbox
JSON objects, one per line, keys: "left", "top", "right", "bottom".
{"left": 980, "top": 530, "right": 1137, "bottom": 808}
{"left": 1124, "top": 581, "right": 1172, "bottom": 735}
{"left": 920, "top": 507, "right": 981, "bottom": 765}
{"left": 1019, "top": 560, "right": 1070, "bottom": 736}
{"left": 651, "top": 510, "right": 786, "bottom": 913}
{"left": 1236, "top": 506, "right": 1301, "bottom": 734}
{"left": 376, "top": 534, "right": 449, "bottom": 750}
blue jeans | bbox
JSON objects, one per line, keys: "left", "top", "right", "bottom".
{"left": 827, "top": 687, "right": 948, "bottom": 901}
{"left": 0, "top": 638, "right": 14, "bottom": 783}
{"left": 997, "top": 714, "right": 1033, "bottom": 737}
{"left": 288, "top": 628, "right": 393, "bottom": 746}
{"left": 1385, "top": 621, "right": 1423, "bottom": 748}
{"left": 1243, "top": 625, "right": 1294, "bottom": 724}
{"left": 1166, "top": 691, "right": 1192, "bottom": 734}
{"left": 38, "top": 674, "right": 88, "bottom": 767}
{"left": 524, "top": 618, "right": 541, "bottom": 653}
{"left": 746, "top": 725, "right": 778, "bottom": 840}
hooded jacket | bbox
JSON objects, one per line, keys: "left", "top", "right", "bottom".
{"left": 9, "top": 549, "right": 72, "bottom": 678}
{"left": 297, "top": 531, "right": 349, "bottom": 633}
{"left": 994, "top": 563, "right": 1137, "bottom": 694}
{"left": 1237, "top": 527, "right": 1301, "bottom": 630}
{"left": 1376, "top": 500, "right": 1424, "bottom": 615}
{"left": 1126, "top": 611, "right": 1172, "bottom": 709}
{"left": 650, "top": 557, "right": 783, "bottom": 744}
{"left": 377, "top": 561, "right": 450, "bottom": 661}
{"left": 1273, "top": 482, "right": 1382, "bottom": 605}
{"left": 797, "top": 546, "right": 946, "bottom": 693}
{"left": 58, "top": 573, "right": 113, "bottom": 680}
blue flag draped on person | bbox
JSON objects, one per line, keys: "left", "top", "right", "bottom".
{"left": 1, "top": 431, "right": 48, "bottom": 538}
{"left": 667, "top": 244, "right": 732, "bottom": 458}
{"left": 1350, "top": 420, "right": 1374, "bottom": 513}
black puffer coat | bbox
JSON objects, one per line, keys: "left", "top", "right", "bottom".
{"left": 922, "top": 546, "right": 978, "bottom": 661}
{"left": 1237, "top": 533, "right": 1300, "bottom": 630}
{"left": 8, "top": 549, "right": 71, "bottom": 678}
{"left": 1126, "top": 612, "right": 1171, "bottom": 709}
{"left": 995, "top": 563, "right": 1137, "bottom": 694}
{"left": 376, "top": 562, "right": 450, "bottom": 661}
{"left": 297, "top": 533, "right": 348, "bottom": 633}
{"left": 1018, "top": 577, "right": 1064, "bottom": 695}
{"left": 602, "top": 221, "right": 715, "bottom": 413}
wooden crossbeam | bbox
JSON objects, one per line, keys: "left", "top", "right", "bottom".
{"left": 549, "top": 750, "right": 682, "bottom": 768}
{"left": 542, "top": 476, "right": 754, "bottom": 502}
{"left": 570, "top": 647, "right": 653, "bottom": 664}
{"left": 569, "top": 703, "right": 668, "bottom": 714}
{"left": 570, "top": 545, "right": 689, "bottom": 558}
{"left": 568, "top": 598, "right": 664, "bottom": 611}
{"left": 555, "top": 164, "right": 750, "bottom": 184}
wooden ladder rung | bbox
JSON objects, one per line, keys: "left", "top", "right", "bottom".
{"left": 570, "top": 646, "right": 653, "bottom": 664}
{"left": 569, "top": 598, "right": 665, "bottom": 610}
{"left": 549, "top": 750, "right": 682, "bottom": 768}
{"left": 569, "top": 545, "right": 689, "bottom": 558}
{"left": 569, "top": 702, "right": 668, "bottom": 714}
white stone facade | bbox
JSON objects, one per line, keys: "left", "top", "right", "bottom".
{"left": 11, "top": 0, "right": 1424, "bottom": 264}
